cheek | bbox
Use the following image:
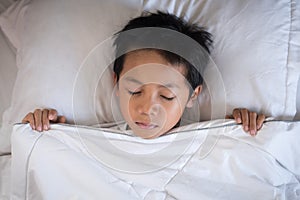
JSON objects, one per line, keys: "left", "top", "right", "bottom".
{"left": 119, "top": 94, "right": 138, "bottom": 121}
{"left": 118, "top": 94, "right": 130, "bottom": 115}
{"left": 169, "top": 97, "right": 187, "bottom": 113}
{"left": 163, "top": 101, "right": 185, "bottom": 121}
{"left": 128, "top": 99, "right": 136, "bottom": 116}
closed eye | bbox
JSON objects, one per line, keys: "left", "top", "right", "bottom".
{"left": 128, "top": 90, "right": 141, "bottom": 95}
{"left": 161, "top": 95, "right": 175, "bottom": 101}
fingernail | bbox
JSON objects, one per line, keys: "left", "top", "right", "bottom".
{"left": 244, "top": 126, "right": 248, "bottom": 132}
{"left": 44, "top": 125, "right": 48, "bottom": 130}
{"left": 250, "top": 130, "right": 256, "bottom": 136}
{"left": 257, "top": 125, "right": 261, "bottom": 130}
{"left": 237, "top": 118, "right": 241, "bottom": 123}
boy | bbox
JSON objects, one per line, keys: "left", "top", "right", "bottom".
{"left": 22, "top": 12, "right": 265, "bottom": 138}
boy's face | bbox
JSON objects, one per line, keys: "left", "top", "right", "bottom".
{"left": 114, "top": 50, "right": 201, "bottom": 139}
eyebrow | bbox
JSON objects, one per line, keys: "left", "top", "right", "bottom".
{"left": 125, "top": 77, "right": 143, "bottom": 85}
{"left": 124, "top": 77, "right": 180, "bottom": 89}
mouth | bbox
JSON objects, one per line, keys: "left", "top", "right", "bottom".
{"left": 135, "top": 122, "right": 158, "bottom": 130}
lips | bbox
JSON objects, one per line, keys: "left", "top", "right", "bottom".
{"left": 135, "top": 122, "right": 158, "bottom": 129}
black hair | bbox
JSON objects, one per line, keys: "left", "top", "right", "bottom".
{"left": 113, "top": 11, "right": 213, "bottom": 94}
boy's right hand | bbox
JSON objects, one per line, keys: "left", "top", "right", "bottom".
{"left": 22, "top": 109, "right": 66, "bottom": 132}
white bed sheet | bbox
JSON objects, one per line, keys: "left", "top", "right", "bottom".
{"left": 295, "top": 78, "right": 300, "bottom": 120}
{"left": 0, "top": 154, "right": 11, "bottom": 200}
{"left": 11, "top": 120, "right": 300, "bottom": 200}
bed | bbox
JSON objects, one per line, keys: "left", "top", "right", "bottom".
{"left": 0, "top": 0, "right": 299, "bottom": 199}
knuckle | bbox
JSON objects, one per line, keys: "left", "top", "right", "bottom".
{"left": 60, "top": 116, "right": 66, "bottom": 123}
{"left": 233, "top": 108, "right": 240, "bottom": 112}
{"left": 50, "top": 109, "right": 57, "bottom": 115}
{"left": 34, "top": 109, "right": 41, "bottom": 114}
{"left": 42, "top": 110, "right": 48, "bottom": 118}
{"left": 250, "top": 111, "right": 257, "bottom": 116}
{"left": 225, "top": 115, "right": 231, "bottom": 119}
{"left": 24, "top": 113, "right": 33, "bottom": 121}
{"left": 25, "top": 112, "right": 32, "bottom": 119}
{"left": 42, "top": 109, "right": 49, "bottom": 113}
{"left": 241, "top": 108, "right": 248, "bottom": 113}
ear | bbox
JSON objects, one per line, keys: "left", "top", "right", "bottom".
{"left": 186, "top": 85, "right": 202, "bottom": 108}
{"left": 113, "top": 73, "right": 119, "bottom": 96}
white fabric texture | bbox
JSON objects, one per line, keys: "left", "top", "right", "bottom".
{"left": 296, "top": 78, "right": 300, "bottom": 120}
{"left": 0, "top": 0, "right": 15, "bottom": 13}
{"left": 0, "top": 28, "right": 16, "bottom": 125}
{"left": 0, "top": 154, "right": 11, "bottom": 200}
{"left": 0, "top": 0, "right": 299, "bottom": 199}
{"left": 0, "top": 0, "right": 17, "bottom": 126}
{"left": 11, "top": 120, "right": 300, "bottom": 200}
{"left": 0, "top": 0, "right": 299, "bottom": 155}
{"left": 292, "top": 0, "right": 300, "bottom": 120}
{"left": 143, "top": 0, "right": 299, "bottom": 121}
{"left": 0, "top": 2, "right": 18, "bottom": 199}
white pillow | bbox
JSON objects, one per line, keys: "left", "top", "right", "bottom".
{"left": 0, "top": 28, "right": 17, "bottom": 125}
{"left": 143, "top": 0, "right": 299, "bottom": 121}
{"left": 0, "top": 0, "right": 15, "bottom": 13}
{"left": 0, "top": 0, "right": 17, "bottom": 124}
{"left": 0, "top": 0, "right": 143, "bottom": 154}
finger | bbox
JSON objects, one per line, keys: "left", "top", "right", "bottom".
{"left": 34, "top": 109, "right": 43, "bottom": 132}
{"left": 257, "top": 114, "right": 266, "bottom": 130}
{"left": 249, "top": 112, "right": 257, "bottom": 136}
{"left": 22, "top": 112, "right": 36, "bottom": 130}
{"left": 57, "top": 116, "right": 66, "bottom": 123}
{"left": 48, "top": 109, "right": 58, "bottom": 122}
{"left": 232, "top": 108, "right": 242, "bottom": 123}
{"left": 225, "top": 115, "right": 233, "bottom": 119}
{"left": 42, "top": 109, "right": 50, "bottom": 131}
{"left": 240, "top": 108, "right": 249, "bottom": 132}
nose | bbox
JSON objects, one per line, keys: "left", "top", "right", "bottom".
{"left": 137, "top": 98, "right": 160, "bottom": 116}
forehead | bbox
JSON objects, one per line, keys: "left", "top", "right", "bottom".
{"left": 120, "top": 50, "right": 187, "bottom": 86}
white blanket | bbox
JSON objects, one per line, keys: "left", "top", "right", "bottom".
{"left": 11, "top": 120, "right": 300, "bottom": 200}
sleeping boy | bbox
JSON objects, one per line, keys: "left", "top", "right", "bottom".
{"left": 22, "top": 12, "right": 265, "bottom": 138}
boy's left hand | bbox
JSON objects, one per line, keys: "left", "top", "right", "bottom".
{"left": 226, "top": 108, "right": 265, "bottom": 136}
